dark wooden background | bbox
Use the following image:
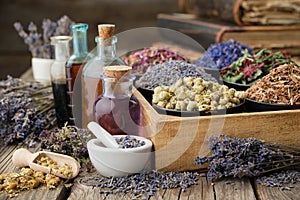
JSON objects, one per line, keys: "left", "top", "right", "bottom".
{"left": 0, "top": 0, "right": 178, "bottom": 80}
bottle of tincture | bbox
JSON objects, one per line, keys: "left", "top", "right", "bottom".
{"left": 65, "top": 23, "right": 90, "bottom": 126}
{"left": 93, "top": 66, "right": 141, "bottom": 135}
{"left": 50, "top": 36, "right": 72, "bottom": 128}
{"left": 81, "top": 24, "right": 125, "bottom": 128}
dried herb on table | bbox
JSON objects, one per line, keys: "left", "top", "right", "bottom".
{"left": 0, "top": 168, "right": 61, "bottom": 198}
{"left": 194, "top": 39, "right": 252, "bottom": 70}
{"left": 0, "top": 76, "right": 55, "bottom": 146}
{"left": 195, "top": 134, "right": 300, "bottom": 182}
{"left": 220, "top": 49, "right": 295, "bottom": 85}
{"left": 79, "top": 170, "right": 199, "bottom": 199}
{"left": 124, "top": 47, "right": 189, "bottom": 74}
{"left": 40, "top": 124, "right": 92, "bottom": 171}
{"left": 246, "top": 63, "right": 300, "bottom": 105}
{"left": 257, "top": 170, "right": 300, "bottom": 190}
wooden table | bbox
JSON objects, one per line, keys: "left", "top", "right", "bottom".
{"left": 1, "top": 69, "right": 299, "bottom": 200}
{"left": 1, "top": 143, "right": 299, "bottom": 200}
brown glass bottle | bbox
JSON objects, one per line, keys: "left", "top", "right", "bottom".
{"left": 93, "top": 66, "right": 141, "bottom": 135}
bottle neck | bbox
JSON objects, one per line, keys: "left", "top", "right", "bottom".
{"left": 96, "top": 36, "right": 117, "bottom": 59}
{"left": 55, "top": 42, "right": 70, "bottom": 61}
{"left": 102, "top": 76, "right": 134, "bottom": 98}
{"left": 72, "top": 30, "right": 89, "bottom": 57}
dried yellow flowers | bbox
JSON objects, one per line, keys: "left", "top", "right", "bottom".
{"left": 152, "top": 77, "right": 246, "bottom": 112}
{"left": 0, "top": 168, "right": 60, "bottom": 198}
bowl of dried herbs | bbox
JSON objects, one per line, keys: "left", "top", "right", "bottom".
{"left": 245, "top": 63, "right": 300, "bottom": 112}
{"left": 220, "top": 49, "right": 295, "bottom": 91}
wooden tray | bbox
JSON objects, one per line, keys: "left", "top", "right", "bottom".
{"left": 134, "top": 88, "right": 300, "bottom": 172}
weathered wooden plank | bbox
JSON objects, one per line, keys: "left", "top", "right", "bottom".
{"left": 67, "top": 170, "right": 106, "bottom": 200}
{"left": 213, "top": 178, "right": 256, "bottom": 200}
{"left": 149, "top": 188, "right": 166, "bottom": 200}
{"left": 255, "top": 178, "right": 300, "bottom": 200}
{"left": 180, "top": 176, "right": 214, "bottom": 200}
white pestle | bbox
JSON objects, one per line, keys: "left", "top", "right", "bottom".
{"left": 87, "top": 121, "right": 120, "bottom": 149}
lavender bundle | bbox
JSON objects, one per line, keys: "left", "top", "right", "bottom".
{"left": 195, "top": 134, "right": 300, "bottom": 182}
{"left": 0, "top": 76, "right": 55, "bottom": 146}
{"left": 14, "top": 15, "right": 74, "bottom": 58}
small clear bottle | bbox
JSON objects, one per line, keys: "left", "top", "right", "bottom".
{"left": 50, "top": 36, "right": 72, "bottom": 128}
{"left": 81, "top": 24, "right": 125, "bottom": 128}
{"left": 66, "top": 23, "right": 91, "bottom": 126}
{"left": 94, "top": 66, "right": 141, "bottom": 135}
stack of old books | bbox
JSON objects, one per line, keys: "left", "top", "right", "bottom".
{"left": 157, "top": 0, "right": 300, "bottom": 56}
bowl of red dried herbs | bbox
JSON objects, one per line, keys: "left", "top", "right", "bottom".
{"left": 245, "top": 63, "right": 300, "bottom": 112}
{"left": 123, "top": 47, "right": 189, "bottom": 75}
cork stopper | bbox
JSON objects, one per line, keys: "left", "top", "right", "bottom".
{"left": 98, "top": 24, "right": 115, "bottom": 39}
{"left": 104, "top": 66, "right": 132, "bottom": 79}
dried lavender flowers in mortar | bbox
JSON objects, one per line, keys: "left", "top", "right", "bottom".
{"left": 115, "top": 135, "right": 145, "bottom": 149}
{"left": 79, "top": 170, "right": 199, "bottom": 198}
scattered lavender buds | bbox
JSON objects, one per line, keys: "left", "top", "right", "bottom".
{"left": 195, "top": 134, "right": 300, "bottom": 181}
{"left": 79, "top": 170, "right": 198, "bottom": 198}
{"left": 195, "top": 40, "right": 252, "bottom": 70}
{"left": 136, "top": 60, "right": 217, "bottom": 90}
{"left": 14, "top": 15, "right": 74, "bottom": 58}
{"left": 257, "top": 170, "right": 300, "bottom": 190}
{"left": 0, "top": 76, "right": 55, "bottom": 146}
{"left": 40, "top": 124, "right": 92, "bottom": 171}
{"left": 115, "top": 135, "right": 145, "bottom": 149}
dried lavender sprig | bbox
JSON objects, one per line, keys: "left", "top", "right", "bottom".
{"left": 0, "top": 76, "right": 55, "bottom": 146}
{"left": 195, "top": 134, "right": 300, "bottom": 181}
{"left": 14, "top": 15, "right": 74, "bottom": 58}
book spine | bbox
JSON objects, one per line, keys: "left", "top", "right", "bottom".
{"left": 178, "top": 0, "right": 244, "bottom": 25}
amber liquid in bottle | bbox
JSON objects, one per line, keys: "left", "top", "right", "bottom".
{"left": 94, "top": 94, "right": 141, "bottom": 135}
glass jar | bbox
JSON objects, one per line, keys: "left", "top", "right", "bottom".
{"left": 93, "top": 66, "right": 141, "bottom": 135}
{"left": 50, "top": 36, "right": 72, "bottom": 128}
{"left": 81, "top": 24, "right": 125, "bottom": 128}
{"left": 66, "top": 23, "right": 91, "bottom": 126}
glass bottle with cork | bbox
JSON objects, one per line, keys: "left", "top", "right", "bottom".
{"left": 50, "top": 36, "right": 72, "bottom": 128}
{"left": 94, "top": 66, "right": 141, "bottom": 135}
{"left": 81, "top": 24, "right": 125, "bottom": 128}
{"left": 65, "top": 23, "right": 91, "bottom": 126}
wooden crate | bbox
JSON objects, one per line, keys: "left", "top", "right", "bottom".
{"left": 134, "top": 89, "right": 300, "bottom": 172}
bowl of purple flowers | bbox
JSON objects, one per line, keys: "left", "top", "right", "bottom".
{"left": 87, "top": 135, "right": 153, "bottom": 177}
